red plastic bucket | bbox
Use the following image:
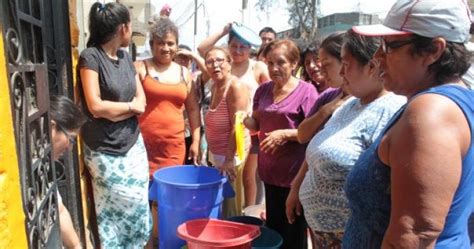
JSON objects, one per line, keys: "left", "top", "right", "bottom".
{"left": 177, "top": 218, "right": 261, "bottom": 249}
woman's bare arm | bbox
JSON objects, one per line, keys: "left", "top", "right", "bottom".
{"left": 218, "top": 78, "right": 249, "bottom": 179}
{"left": 297, "top": 92, "right": 348, "bottom": 143}
{"left": 286, "top": 161, "right": 308, "bottom": 224}
{"left": 80, "top": 69, "right": 144, "bottom": 122}
{"left": 382, "top": 94, "right": 469, "bottom": 249}
{"left": 184, "top": 68, "right": 202, "bottom": 164}
{"left": 176, "top": 49, "right": 210, "bottom": 83}
{"left": 225, "top": 78, "right": 249, "bottom": 160}
{"left": 197, "top": 23, "right": 231, "bottom": 56}
{"left": 255, "top": 60, "right": 270, "bottom": 84}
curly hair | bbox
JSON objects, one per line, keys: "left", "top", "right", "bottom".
{"left": 149, "top": 17, "right": 179, "bottom": 44}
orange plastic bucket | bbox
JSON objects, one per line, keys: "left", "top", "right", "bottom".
{"left": 177, "top": 218, "right": 261, "bottom": 249}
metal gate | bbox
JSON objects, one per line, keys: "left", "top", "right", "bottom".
{"left": 1, "top": 0, "right": 84, "bottom": 248}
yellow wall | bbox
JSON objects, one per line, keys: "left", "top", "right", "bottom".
{"left": 0, "top": 25, "right": 28, "bottom": 248}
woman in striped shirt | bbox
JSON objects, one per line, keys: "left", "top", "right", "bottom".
{"left": 204, "top": 47, "right": 249, "bottom": 217}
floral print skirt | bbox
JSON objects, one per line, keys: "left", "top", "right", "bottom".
{"left": 312, "top": 230, "right": 344, "bottom": 249}
{"left": 83, "top": 135, "right": 152, "bottom": 248}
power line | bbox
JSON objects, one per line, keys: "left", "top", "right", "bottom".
{"left": 174, "top": 1, "right": 195, "bottom": 24}
{"left": 177, "top": 3, "right": 203, "bottom": 27}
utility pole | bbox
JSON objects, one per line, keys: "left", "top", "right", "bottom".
{"left": 194, "top": 0, "right": 198, "bottom": 50}
{"left": 241, "top": 0, "right": 248, "bottom": 24}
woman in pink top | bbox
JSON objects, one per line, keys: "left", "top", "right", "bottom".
{"left": 204, "top": 47, "right": 249, "bottom": 217}
{"left": 243, "top": 39, "right": 318, "bottom": 248}
{"left": 198, "top": 23, "right": 270, "bottom": 207}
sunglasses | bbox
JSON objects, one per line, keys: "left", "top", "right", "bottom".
{"left": 56, "top": 124, "right": 76, "bottom": 145}
{"left": 381, "top": 38, "right": 415, "bottom": 54}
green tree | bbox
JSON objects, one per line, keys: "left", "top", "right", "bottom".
{"left": 256, "top": 0, "right": 319, "bottom": 41}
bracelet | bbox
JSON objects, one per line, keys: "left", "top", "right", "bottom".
{"left": 127, "top": 102, "right": 131, "bottom": 112}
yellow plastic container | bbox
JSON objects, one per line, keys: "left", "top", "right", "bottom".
{"left": 234, "top": 112, "right": 246, "bottom": 161}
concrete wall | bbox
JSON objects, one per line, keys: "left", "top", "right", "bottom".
{"left": 77, "top": 0, "right": 151, "bottom": 57}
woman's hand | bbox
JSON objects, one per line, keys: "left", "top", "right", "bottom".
{"left": 176, "top": 49, "right": 194, "bottom": 58}
{"left": 260, "top": 130, "right": 287, "bottom": 154}
{"left": 240, "top": 111, "right": 259, "bottom": 131}
{"left": 235, "top": 111, "right": 248, "bottom": 124}
{"left": 321, "top": 92, "right": 350, "bottom": 116}
{"left": 218, "top": 158, "right": 237, "bottom": 181}
{"left": 188, "top": 141, "right": 200, "bottom": 165}
{"left": 286, "top": 186, "right": 302, "bottom": 224}
{"left": 241, "top": 113, "right": 250, "bottom": 127}
{"left": 129, "top": 97, "right": 145, "bottom": 114}
{"left": 223, "top": 22, "right": 232, "bottom": 35}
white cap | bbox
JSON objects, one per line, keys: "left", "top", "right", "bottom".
{"left": 353, "top": 0, "right": 472, "bottom": 43}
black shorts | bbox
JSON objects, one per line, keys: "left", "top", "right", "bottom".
{"left": 250, "top": 134, "right": 259, "bottom": 154}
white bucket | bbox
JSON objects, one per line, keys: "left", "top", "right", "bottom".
{"left": 242, "top": 204, "right": 265, "bottom": 220}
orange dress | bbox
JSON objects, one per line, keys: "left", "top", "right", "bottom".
{"left": 139, "top": 63, "right": 188, "bottom": 177}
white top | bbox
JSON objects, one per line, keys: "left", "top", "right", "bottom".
{"left": 299, "top": 93, "right": 406, "bottom": 232}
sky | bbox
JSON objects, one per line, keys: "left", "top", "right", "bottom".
{"left": 319, "top": 0, "right": 396, "bottom": 18}
{"left": 149, "top": 0, "right": 293, "bottom": 50}
{"left": 145, "top": 0, "right": 396, "bottom": 51}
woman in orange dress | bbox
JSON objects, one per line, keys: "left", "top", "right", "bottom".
{"left": 135, "top": 18, "right": 201, "bottom": 177}
{"left": 135, "top": 17, "right": 201, "bottom": 248}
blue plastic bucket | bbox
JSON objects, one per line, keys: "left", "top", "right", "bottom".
{"left": 226, "top": 216, "right": 264, "bottom": 226}
{"left": 150, "top": 165, "right": 227, "bottom": 249}
{"left": 251, "top": 226, "right": 283, "bottom": 249}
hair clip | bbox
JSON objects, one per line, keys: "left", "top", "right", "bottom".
{"left": 98, "top": 2, "right": 106, "bottom": 13}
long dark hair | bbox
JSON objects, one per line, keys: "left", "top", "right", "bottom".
{"left": 343, "top": 29, "right": 380, "bottom": 66}
{"left": 300, "top": 42, "right": 319, "bottom": 82}
{"left": 50, "top": 95, "right": 86, "bottom": 131}
{"left": 86, "top": 2, "right": 130, "bottom": 47}
{"left": 320, "top": 32, "right": 345, "bottom": 61}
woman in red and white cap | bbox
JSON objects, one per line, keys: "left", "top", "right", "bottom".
{"left": 344, "top": 0, "right": 474, "bottom": 248}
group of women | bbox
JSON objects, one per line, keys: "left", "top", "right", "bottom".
{"left": 75, "top": 0, "right": 474, "bottom": 248}
{"left": 76, "top": 2, "right": 268, "bottom": 247}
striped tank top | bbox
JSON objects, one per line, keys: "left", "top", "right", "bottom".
{"left": 205, "top": 82, "right": 231, "bottom": 156}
